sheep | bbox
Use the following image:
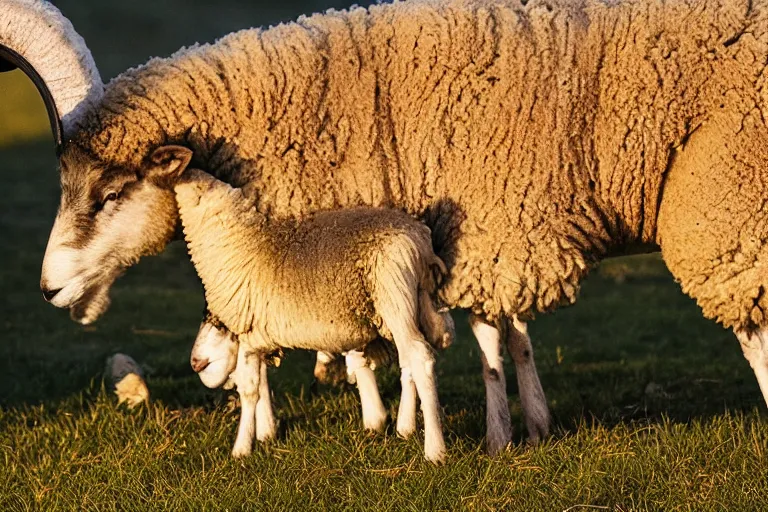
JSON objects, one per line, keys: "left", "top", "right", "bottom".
{"left": 171, "top": 165, "right": 455, "bottom": 461}
{"left": 190, "top": 313, "right": 422, "bottom": 448}
{"left": 35, "top": 0, "right": 768, "bottom": 455}
{"left": 191, "top": 310, "right": 416, "bottom": 437}
{"left": 190, "top": 316, "right": 279, "bottom": 448}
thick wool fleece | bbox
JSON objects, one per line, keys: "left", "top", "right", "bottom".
{"left": 74, "top": 0, "right": 767, "bottom": 327}
{"left": 175, "top": 169, "right": 447, "bottom": 354}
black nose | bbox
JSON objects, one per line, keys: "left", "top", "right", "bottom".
{"left": 41, "top": 287, "right": 62, "bottom": 302}
{"left": 191, "top": 355, "right": 210, "bottom": 373}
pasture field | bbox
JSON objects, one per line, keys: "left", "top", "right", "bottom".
{"left": 1, "top": 0, "right": 768, "bottom": 510}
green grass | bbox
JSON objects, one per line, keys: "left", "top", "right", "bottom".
{"left": 1, "top": 0, "right": 768, "bottom": 509}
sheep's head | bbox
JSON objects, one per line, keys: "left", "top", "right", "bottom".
{"left": 40, "top": 145, "right": 193, "bottom": 322}
{"left": 0, "top": 2, "right": 198, "bottom": 322}
{"left": 191, "top": 315, "right": 238, "bottom": 389}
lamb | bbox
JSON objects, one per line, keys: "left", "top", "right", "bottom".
{"left": 171, "top": 164, "right": 455, "bottom": 461}
{"left": 19, "top": 0, "right": 768, "bottom": 453}
{"left": 191, "top": 310, "right": 441, "bottom": 436}
{"left": 0, "top": 0, "right": 552, "bottom": 453}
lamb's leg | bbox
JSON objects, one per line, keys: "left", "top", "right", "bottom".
{"left": 230, "top": 346, "right": 261, "bottom": 458}
{"left": 469, "top": 314, "right": 513, "bottom": 455}
{"left": 345, "top": 350, "right": 387, "bottom": 432}
{"left": 384, "top": 315, "right": 445, "bottom": 463}
{"left": 255, "top": 358, "right": 276, "bottom": 442}
{"left": 396, "top": 366, "right": 418, "bottom": 439}
{"left": 374, "top": 249, "right": 445, "bottom": 463}
{"left": 736, "top": 328, "right": 768, "bottom": 406}
{"left": 506, "top": 315, "right": 550, "bottom": 444}
{"left": 314, "top": 350, "right": 347, "bottom": 386}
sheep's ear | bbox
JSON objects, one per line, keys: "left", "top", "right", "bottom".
{"left": 146, "top": 145, "right": 193, "bottom": 183}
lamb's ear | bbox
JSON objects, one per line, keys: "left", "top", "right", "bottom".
{"left": 145, "top": 145, "right": 193, "bottom": 183}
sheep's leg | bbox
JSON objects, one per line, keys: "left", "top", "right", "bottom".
{"left": 506, "top": 315, "right": 550, "bottom": 444}
{"left": 384, "top": 316, "right": 445, "bottom": 463}
{"left": 374, "top": 248, "right": 445, "bottom": 463}
{"left": 398, "top": 335, "right": 444, "bottom": 464}
{"left": 346, "top": 350, "right": 387, "bottom": 432}
{"left": 255, "top": 358, "right": 276, "bottom": 442}
{"left": 314, "top": 350, "right": 347, "bottom": 386}
{"left": 469, "top": 314, "right": 513, "bottom": 455}
{"left": 396, "top": 367, "right": 418, "bottom": 439}
{"left": 230, "top": 347, "right": 261, "bottom": 458}
{"left": 736, "top": 328, "right": 768, "bottom": 407}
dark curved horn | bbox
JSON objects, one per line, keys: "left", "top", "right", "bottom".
{"left": 0, "top": 45, "right": 63, "bottom": 154}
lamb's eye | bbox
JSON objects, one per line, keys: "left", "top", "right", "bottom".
{"left": 103, "top": 191, "right": 118, "bottom": 203}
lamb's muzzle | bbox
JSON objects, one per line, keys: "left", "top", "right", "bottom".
{"left": 191, "top": 320, "right": 238, "bottom": 389}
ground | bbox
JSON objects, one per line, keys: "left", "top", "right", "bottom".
{"left": 1, "top": 1, "right": 768, "bottom": 510}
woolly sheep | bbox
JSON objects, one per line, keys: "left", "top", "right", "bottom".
{"left": 191, "top": 311, "right": 417, "bottom": 436}
{"left": 173, "top": 166, "right": 455, "bottom": 462}
{"left": 23, "top": 0, "right": 768, "bottom": 452}
{"left": 10, "top": 0, "right": 553, "bottom": 454}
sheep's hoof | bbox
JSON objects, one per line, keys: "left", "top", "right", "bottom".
{"left": 231, "top": 444, "right": 252, "bottom": 459}
{"left": 524, "top": 405, "right": 551, "bottom": 445}
{"left": 525, "top": 420, "right": 550, "bottom": 446}
{"left": 424, "top": 444, "right": 446, "bottom": 465}
{"left": 396, "top": 423, "right": 415, "bottom": 439}
{"left": 485, "top": 430, "right": 513, "bottom": 457}
{"left": 363, "top": 413, "right": 388, "bottom": 433}
{"left": 486, "top": 438, "right": 512, "bottom": 457}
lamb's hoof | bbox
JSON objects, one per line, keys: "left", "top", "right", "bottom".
{"left": 363, "top": 412, "right": 388, "bottom": 433}
{"left": 424, "top": 442, "right": 447, "bottom": 465}
{"left": 396, "top": 422, "right": 415, "bottom": 439}
{"left": 256, "top": 422, "right": 277, "bottom": 443}
{"left": 256, "top": 431, "right": 275, "bottom": 443}
{"left": 231, "top": 444, "right": 252, "bottom": 459}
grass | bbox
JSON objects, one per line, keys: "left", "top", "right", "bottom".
{"left": 1, "top": 0, "right": 768, "bottom": 509}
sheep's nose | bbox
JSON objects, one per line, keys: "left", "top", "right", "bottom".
{"left": 191, "top": 355, "right": 210, "bottom": 373}
{"left": 41, "top": 286, "right": 62, "bottom": 302}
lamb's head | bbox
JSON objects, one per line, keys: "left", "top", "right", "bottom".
{"left": 191, "top": 313, "right": 238, "bottom": 389}
{"left": 40, "top": 145, "right": 193, "bottom": 322}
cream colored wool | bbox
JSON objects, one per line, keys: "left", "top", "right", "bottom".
{"left": 178, "top": 168, "right": 454, "bottom": 460}
{"left": 0, "top": 0, "right": 102, "bottom": 134}
{"left": 64, "top": 0, "right": 767, "bottom": 331}
{"left": 175, "top": 169, "right": 454, "bottom": 354}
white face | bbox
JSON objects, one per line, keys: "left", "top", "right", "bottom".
{"left": 191, "top": 321, "right": 238, "bottom": 388}
{"left": 40, "top": 145, "right": 182, "bottom": 322}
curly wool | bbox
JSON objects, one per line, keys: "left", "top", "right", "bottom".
{"left": 73, "top": 0, "right": 765, "bottom": 327}
{"left": 175, "top": 169, "right": 451, "bottom": 354}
